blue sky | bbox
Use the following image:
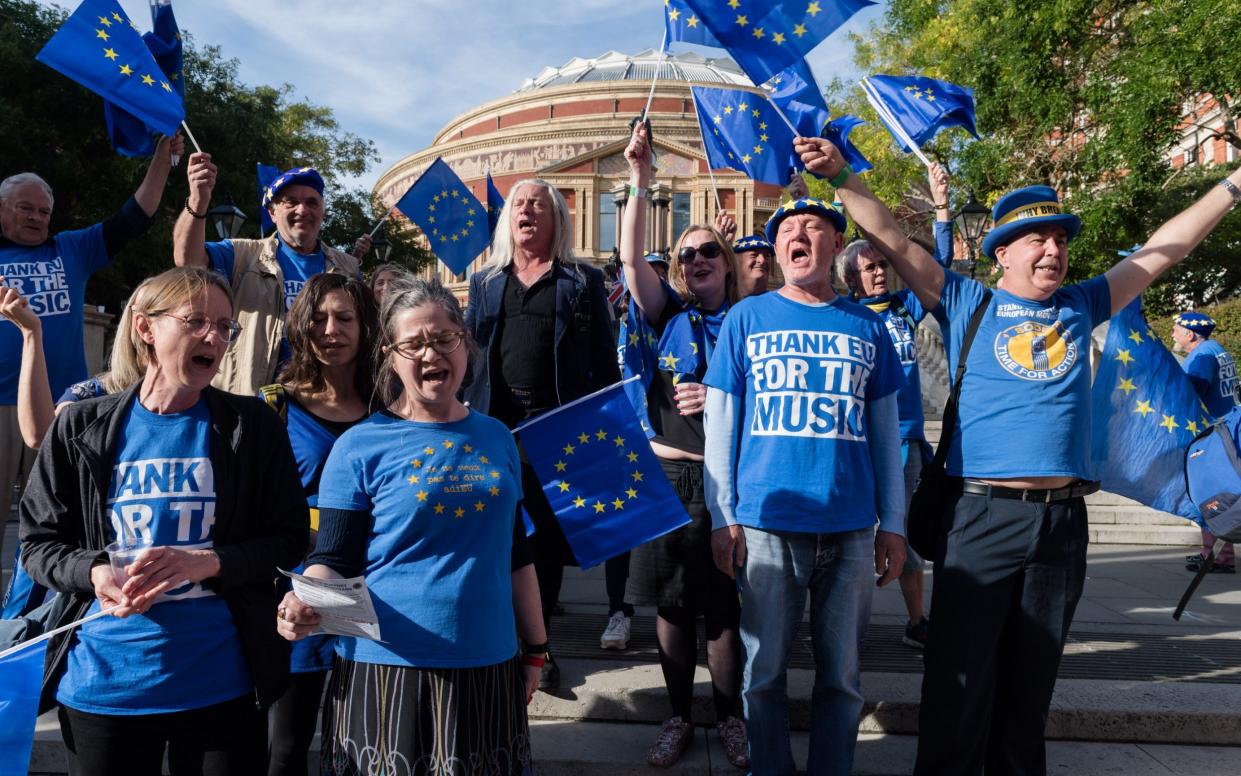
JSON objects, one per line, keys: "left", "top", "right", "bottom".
{"left": 41, "top": 0, "right": 888, "bottom": 190}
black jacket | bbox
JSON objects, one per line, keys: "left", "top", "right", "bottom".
{"left": 463, "top": 260, "right": 620, "bottom": 415}
{"left": 18, "top": 383, "right": 309, "bottom": 711}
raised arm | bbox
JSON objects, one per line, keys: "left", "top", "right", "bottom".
{"left": 133, "top": 133, "right": 184, "bottom": 217}
{"left": 1105, "top": 167, "right": 1241, "bottom": 315}
{"left": 928, "top": 163, "right": 955, "bottom": 267}
{"left": 620, "top": 121, "right": 669, "bottom": 322}
{"left": 172, "top": 151, "right": 218, "bottom": 268}
{"left": 795, "top": 136, "right": 945, "bottom": 311}
{"left": 0, "top": 288, "right": 52, "bottom": 449}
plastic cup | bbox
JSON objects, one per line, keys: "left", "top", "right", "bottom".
{"left": 105, "top": 538, "right": 153, "bottom": 587}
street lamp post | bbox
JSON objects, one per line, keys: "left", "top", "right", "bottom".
{"left": 953, "top": 189, "right": 991, "bottom": 279}
{"left": 371, "top": 231, "right": 392, "bottom": 264}
{"left": 207, "top": 193, "right": 248, "bottom": 241}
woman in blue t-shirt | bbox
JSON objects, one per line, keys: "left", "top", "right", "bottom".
{"left": 262, "top": 273, "right": 380, "bottom": 776}
{"left": 19, "top": 266, "right": 308, "bottom": 775}
{"left": 617, "top": 121, "right": 749, "bottom": 769}
{"left": 275, "top": 276, "right": 546, "bottom": 776}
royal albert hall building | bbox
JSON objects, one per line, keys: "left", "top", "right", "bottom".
{"left": 372, "top": 49, "right": 788, "bottom": 296}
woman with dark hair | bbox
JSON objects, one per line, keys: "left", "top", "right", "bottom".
{"left": 277, "top": 276, "right": 546, "bottom": 775}
{"left": 18, "top": 266, "right": 307, "bottom": 775}
{"left": 263, "top": 273, "right": 380, "bottom": 776}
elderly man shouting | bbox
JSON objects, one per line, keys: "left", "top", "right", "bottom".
{"left": 703, "top": 197, "right": 907, "bottom": 776}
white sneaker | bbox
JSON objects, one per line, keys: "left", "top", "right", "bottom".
{"left": 600, "top": 611, "right": 631, "bottom": 650}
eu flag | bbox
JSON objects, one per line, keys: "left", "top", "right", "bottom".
{"left": 394, "top": 158, "right": 490, "bottom": 275}
{"left": 37, "top": 0, "right": 185, "bottom": 138}
{"left": 680, "top": 0, "right": 875, "bottom": 87}
{"left": 766, "top": 59, "right": 828, "bottom": 137}
{"left": 1090, "top": 298, "right": 1209, "bottom": 523}
{"left": 517, "top": 381, "right": 691, "bottom": 569}
{"left": 692, "top": 86, "right": 800, "bottom": 186}
{"left": 0, "top": 640, "right": 48, "bottom": 776}
{"left": 665, "top": 0, "right": 722, "bottom": 47}
{"left": 822, "top": 114, "right": 873, "bottom": 174}
{"left": 863, "top": 74, "right": 979, "bottom": 153}
{"left": 256, "top": 163, "right": 280, "bottom": 235}
{"left": 485, "top": 172, "right": 505, "bottom": 237}
{"left": 102, "top": 0, "right": 183, "bottom": 157}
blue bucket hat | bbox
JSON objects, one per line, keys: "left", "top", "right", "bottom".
{"left": 645, "top": 252, "right": 669, "bottom": 267}
{"left": 733, "top": 234, "right": 773, "bottom": 254}
{"left": 261, "top": 166, "right": 325, "bottom": 209}
{"left": 1175, "top": 311, "right": 1216, "bottom": 337}
{"left": 765, "top": 198, "right": 848, "bottom": 243}
{"left": 980, "top": 185, "right": 1081, "bottom": 259}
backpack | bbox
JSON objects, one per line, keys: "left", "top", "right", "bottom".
{"left": 1174, "top": 406, "right": 1241, "bottom": 619}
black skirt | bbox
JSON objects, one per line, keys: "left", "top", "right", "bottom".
{"left": 627, "top": 458, "right": 742, "bottom": 619}
{"left": 320, "top": 655, "right": 533, "bottom": 776}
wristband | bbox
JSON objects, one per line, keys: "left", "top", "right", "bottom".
{"left": 828, "top": 164, "right": 852, "bottom": 189}
{"left": 1219, "top": 179, "right": 1241, "bottom": 207}
{"left": 628, "top": 184, "right": 647, "bottom": 199}
{"left": 521, "top": 654, "right": 546, "bottom": 669}
{"left": 522, "top": 641, "right": 549, "bottom": 656}
{"left": 184, "top": 198, "right": 207, "bottom": 219}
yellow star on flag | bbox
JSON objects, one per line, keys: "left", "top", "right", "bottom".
{"left": 443, "top": 440, "right": 454, "bottom": 448}
{"left": 660, "top": 353, "right": 680, "bottom": 370}
{"left": 727, "top": 0, "right": 740, "bottom": 7}
{"left": 629, "top": 332, "right": 640, "bottom": 345}
{"left": 413, "top": 460, "right": 423, "bottom": 468}
{"left": 1187, "top": 420, "right": 1200, "bottom": 434}
{"left": 751, "top": 109, "right": 760, "bottom": 118}
{"left": 1134, "top": 399, "right": 1154, "bottom": 417}
{"left": 687, "top": 15, "right": 700, "bottom": 27}
{"left": 578, "top": 432, "right": 590, "bottom": 443}
{"left": 141, "top": 74, "right": 155, "bottom": 86}
{"left": 627, "top": 451, "right": 639, "bottom": 463}
{"left": 1115, "top": 348, "right": 1134, "bottom": 366}
{"left": 573, "top": 496, "right": 587, "bottom": 508}
{"left": 724, "top": 105, "right": 734, "bottom": 115}
{"left": 772, "top": 32, "right": 786, "bottom": 44}
{"left": 668, "top": 7, "right": 680, "bottom": 20}
{"left": 794, "top": 22, "right": 807, "bottom": 36}
{"left": 613, "top": 435, "right": 626, "bottom": 447}
{"left": 563, "top": 443, "right": 576, "bottom": 455}
{"left": 424, "top": 446, "right": 435, "bottom": 455}
{"left": 95, "top": 28, "right": 110, "bottom": 41}
{"left": 1117, "top": 377, "right": 1137, "bottom": 395}
{"left": 480, "top": 455, "right": 489, "bottom": 464}
{"left": 807, "top": 1, "right": 822, "bottom": 15}
{"left": 98, "top": 15, "right": 111, "bottom": 26}
{"left": 558, "top": 481, "right": 571, "bottom": 492}
{"left": 1128, "top": 330, "right": 1143, "bottom": 345}
{"left": 555, "top": 460, "right": 567, "bottom": 472}
{"left": 1160, "top": 414, "right": 1180, "bottom": 433}
{"left": 594, "top": 501, "right": 606, "bottom": 513}
{"left": 752, "top": 27, "right": 765, "bottom": 39}
{"left": 735, "top": 14, "right": 748, "bottom": 26}
{"left": 103, "top": 47, "right": 118, "bottom": 60}
{"left": 491, "top": 470, "right": 501, "bottom": 479}
{"left": 454, "top": 507, "right": 466, "bottom": 518}
{"left": 416, "top": 490, "right": 428, "bottom": 502}
{"left": 464, "top": 444, "right": 474, "bottom": 452}
{"left": 475, "top": 501, "right": 486, "bottom": 512}
{"left": 626, "top": 488, "right": 638, "bottom": 499}
{"left": 611, "top": 498, "right": 625, "bottom": 510}
{"left": 407, "top": 475, "right": 418, "bottom": 484}
{"left": 434, "top": 503, "right": 445, "bottom": 514}
{"left": 119, "top": 64, "right": 133, "bottom": 75}
{"left": 112, "top": 12, "right": 122, "bottom": 21}
{"left": 742, "top": 154, "right": 752, "bottom": 164}
{"left": 489, "top": 485, "right": 501, "bottom": 496}
{"left": 161, "top": 82, "right": 172, "bottom": 92}
{"left": 632, "top": 470, "right": 644, "bottom": 482}
{"left": 596, "top": 429, "right": 609, "bottom": 441}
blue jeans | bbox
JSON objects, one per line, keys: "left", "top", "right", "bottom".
{"left": 738, "top": 526, "right": 873, "bottom": 776}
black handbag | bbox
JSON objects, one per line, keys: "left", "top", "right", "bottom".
{"left": 907, "top": 290, "right": 991, "bottom": 561}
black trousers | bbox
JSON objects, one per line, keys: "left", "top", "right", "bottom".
{"left": 59, "top": 694, "right": 267, "bottom": 776}
{"left": 914, "top": 492, "right": 1088, "bottom": 776}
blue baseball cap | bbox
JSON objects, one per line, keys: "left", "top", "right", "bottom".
{"left": 733, "top": 234, "right": 773, "bottom": 254}
{"left": 261, "top": 166, "right": 325, "bottom": 209}
{"left": 764, "top": 198, "right": 848, "bottom": 243}
{"left": 980, "top": 185, "right": 1081, "bottom": 259}
{"left": 1175, "top": 311, "right": 1216, "bottom": 336}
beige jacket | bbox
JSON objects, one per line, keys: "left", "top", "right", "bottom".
{"left": 212, "top": 235, "right": 359, "bottom": 396}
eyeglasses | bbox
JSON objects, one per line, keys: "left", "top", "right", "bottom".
{"left": 677, "top": 242, "right": 723, "bottom": 263}
{"left": 154, "top": 313, "right": 243, "bottom": 343}
{"left": 859, "top": 260, "right": 889, "bottom": 274}
{"left": 391, "top": 330, "right": 466, "bottom": 359}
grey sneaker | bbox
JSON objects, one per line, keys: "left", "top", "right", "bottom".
{"left": 600, "top": 611, "right": 631, "bottom": 650}
{"left": 715, "top": 716, "right": 750, "bottom": 769}
{"left": 647, "top": 717, "right": 693, "bottom": 767}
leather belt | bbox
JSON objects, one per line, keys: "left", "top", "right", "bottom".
{"left": 960, "top": 479, "right": 1100, "bottom": 503}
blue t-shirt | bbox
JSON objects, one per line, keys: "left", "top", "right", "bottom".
{"left": 1183, "top": 339, "right": 1239, "bottom": 418}
{"left": 205, "top": 237, "right": 325, "bottom": 312}
{"left": 861, "top": 289, "right": 927, "bottom": 440}
{"left": 58, "top": 397, "right": 251, "bottom": 714}
{"left": 317, "top": 410, "right": 523, "bottom": 668}
{"left": 932, "top": 271, "right": 1112, "bottom": 479}
{"left": 703, "top": 292, "right": 905, "bottom": 534}
{"left": 0, "top": 228, "right": 109, "bottom": 404}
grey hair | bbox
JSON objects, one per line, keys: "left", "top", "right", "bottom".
{"left": 0, "top": 173, "right": 54, "bottom": 206}
{"left": 375, "top": 276, "right": 478, "bottom": 406}
{"left": 837, "top": 239, "right": 881, "bottom": 294}
{"left": 480, "top": 179, "right": 577, "bottom": 281}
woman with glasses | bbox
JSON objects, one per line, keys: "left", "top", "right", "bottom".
{"left": 18, "top": 266, "right": 308, "bottom": 775}
{"left": 618, "top": 121, "right": 749, "bottom": 769}
{"left": 276, "top": 276, "right": 546, "bottom": 775}
{"left": 262, "top": 273, "right": 379, "bottom": 776}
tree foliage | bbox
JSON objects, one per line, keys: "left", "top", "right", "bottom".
{"left": 0, "top": 0, "right": 430, "bottom": 312}
{"left": 834, "top": 0, "right": 1241, "bottom": 307}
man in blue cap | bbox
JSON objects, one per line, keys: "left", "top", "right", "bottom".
{"left": 1173, "top": 310, "right": 1238, "bottom": 573}
{"left": 172, "top": 152, "right": 369, "bottom": 394}
{"left": 703, "top": 197, "right": 908, "bottom": 776}
{"left": 795, "top": 133, "right": 1241, "bottom": 775}
{"left": 733, "top": 234, "right": 773, "bottom": 297}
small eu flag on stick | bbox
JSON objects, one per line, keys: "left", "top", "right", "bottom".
{"left": 395, "top": 158, "right": 491, "bottom": 276}
{"left": 517, "top": 379, "right": 691, "bottom": 569}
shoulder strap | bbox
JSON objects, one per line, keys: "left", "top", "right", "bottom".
{"left": 258, "top": 384, "right": 288, "bottom": 425}
{"left": 932, "top": 289, "right": 992, "bottom": 467}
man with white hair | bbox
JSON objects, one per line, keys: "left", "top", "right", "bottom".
{"left": 0, "top": 134, "right": 183, "bottom": 559}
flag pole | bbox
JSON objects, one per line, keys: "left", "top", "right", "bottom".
{"left": 688, "top": 96, "right": 724, "bottom": 214}
{"left": 860, "top": 78, "right": 934, "bottom": 168}
{"left": 0, "top": 606, "right": 117, "bottom": 660}
{"left": 764, "top": 92, "right": 802, "bottom": 139}
{"left": 368, "top": 204, "right": 397, "bottom": 238}
{"left": 641, "top": 29, "right": 669, "bottom": 121}
{"left": 179, "top": 120, "right": 203, "bottom": 154}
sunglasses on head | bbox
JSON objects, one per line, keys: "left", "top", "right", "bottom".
{"left": 677, "top": 242, "right": 723, "bottom": 263}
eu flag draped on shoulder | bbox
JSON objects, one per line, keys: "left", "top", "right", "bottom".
{"left": 37, "top": 0, "right": 185, "bottom": 138}
{"left": 0, "top": 640, "right": 48, "bottom": 776}
{"left": 102, "top": 0, "right": 183, "bottom": 157}
{"left": 256, "top": 163, "right": 280, "bottom": 235}
{"left": 517, "top": 381, "right": 690, "bottom": 569}
{"left": 691, "top": 85, "right": 800, "bottom": 186}
{"left": 485, "top": 172, "right": 505, "bottom": 238}
{"left": 1090, "top": 298, "right": 1208, "bottom": 523}
{"left": 678, "top": 0, "right": 875, "bottom": 87}
{"left": 394, "top": 158, "right": 490, "bottom": 275}
{"left": 862, "top": 74, "right": 978, "bottom": 153}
